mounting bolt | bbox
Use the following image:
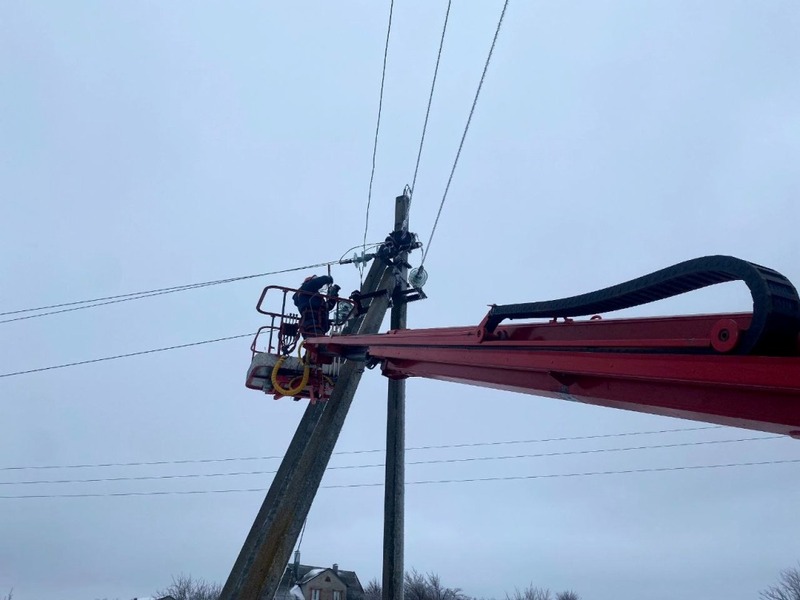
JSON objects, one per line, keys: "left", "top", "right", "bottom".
{"left": 710, "top": 318, "right": 740, "bottom": 353}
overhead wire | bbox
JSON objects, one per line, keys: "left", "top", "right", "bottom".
{"left": 409, "top": 0, "right": 452, "bottom": 198}
{"left": 2, "top": 285, "right": 227, "bottom": 325}
{"left": 0, "top": 333, "right": 254, "bottom": 379}
{"left": 1, "top": 282, "right": 213, "bottom": 317}
{"left": 0, "top": 260, "right": 341, "bottom": 325}
{"left": 361, "top": 0, "right": 395, "bottom": 278}
{"left": 328, "top": 459, "right": 800, "bottom": 490}
{"left": 2, "top": 458, "right": 797, "bottom": 499}
{"left": 0, "top": 435, "right": 782, "bottom": 487}
{"left": 296, "top": 518, "right": 308, "bottom": 554}
{"left": 421, "top": 0, "right": 510, "bottom": 266}
{"left": 0, "top": 426, "right": 726, "bottom": 471}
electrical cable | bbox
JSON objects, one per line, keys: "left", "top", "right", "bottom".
{"left": 362, "top": 0, "right": 395, "bottom": 271}
{"left": 0, "top": 436, "right": 781, "bottom": 487}
{"left": 2, "top": 285, "right": 221, "bottom": 325}
{"left": 328, "top": 458, "right": 800, "bottom": 489}
{"left": 0, "top": 333, "right": 254, "bottom": 379}
{"left": 0, "top": 261, "right": 340, "bottom": 325}
{"left": 1, "top": 458, "right": 796, "bottom": 499}
{"left": 421, "top": 0, "right": 510, "bottom": 266}
{"left": 296, "top": 518, "right": 308, "bottom": 553}
{"left": 0, "top": 426, "right": 724, "bottom": 471}
{"left": 409, "top": 0, "right": 452, "bottom": 198}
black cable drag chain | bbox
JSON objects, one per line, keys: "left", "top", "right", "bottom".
{"left": 486, "top": 256, "right": 800, "bottom": 355}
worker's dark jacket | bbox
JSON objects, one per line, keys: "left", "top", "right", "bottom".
{"left": 293, "top": 275, "right": 336, "bottom": 338}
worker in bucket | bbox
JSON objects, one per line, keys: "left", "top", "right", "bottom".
{"left": 293, "top": 275, "right": 340, "bottom": 338}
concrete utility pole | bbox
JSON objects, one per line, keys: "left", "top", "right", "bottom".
{"left": 220, "top": 256, "right": 395, "bottom": 600}
{"left": 382, "top": 191, "right": 410, "bottom": 600}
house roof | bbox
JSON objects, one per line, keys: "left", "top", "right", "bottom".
{"left": 299, "top": 568, "right": 328, "bottom": 585}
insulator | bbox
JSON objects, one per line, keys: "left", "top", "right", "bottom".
{"left": 408, "top": 266, "right": 428, "bottom": 289}
{"left": 351, "top": 251, "right": 371, "bottom": 265}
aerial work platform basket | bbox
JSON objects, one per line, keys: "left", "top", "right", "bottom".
{"left": 245, "top": 285, "right": 354, "bottom": 402}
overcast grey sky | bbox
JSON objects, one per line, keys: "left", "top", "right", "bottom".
{"left": 1, "top": 2, "right": 799, "bottom": 599}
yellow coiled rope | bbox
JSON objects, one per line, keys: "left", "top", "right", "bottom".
{"left": 270, "top": 341, "right": 310, "bottom": 397}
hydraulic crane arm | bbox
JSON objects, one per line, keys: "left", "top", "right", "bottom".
{"left": 306, "top": 256, "right": 800, "bottom": 437}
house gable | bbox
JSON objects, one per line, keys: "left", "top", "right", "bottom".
{"left": 300, "top": 568, "right": 347, "bottom": 600}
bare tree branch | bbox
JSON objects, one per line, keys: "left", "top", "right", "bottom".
{"left": 760, "top": 563, "right": 800, "bottom": 600}
{"left": 364, "top": 578, "right": 382, "bottom": 600}
{"left": 155, "top": 574, "right": 221, "bottom": 600}
{"left": 506, "top": 584, "right": 551, "bottom": 600}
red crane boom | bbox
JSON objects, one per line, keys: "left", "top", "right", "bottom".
{"left": 304, "top": 255, "right": 800, "bottom": 438}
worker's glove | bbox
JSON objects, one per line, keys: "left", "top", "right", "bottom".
{"left": 330, "top": 284, "right": 341, "bottom": 296}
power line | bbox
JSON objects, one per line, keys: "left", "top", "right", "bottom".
{"left": 1, "top": 285, "right": 216, "bottom": 325}
{"left": 409, "top": 0, "right": 452, "bottom": 198}
{"left": 329, "top": 458, "right": 800, "bottom": 489}
{"left": 0, "top": 436, "right": 781, "bottom": 487}
{"left": 0, "top": 333, "right": 254, "bottom": 379}
{"left": 2, "top": 282, "right": 216, "bottom": 318}
{"left": 405, "top": 435, "right": 781, "bottom": 466}
{"left": 0, "top": 425, "right": 724, "bottom": 471}
{"left": 398, "top": 425, "right": 723, "bottom": 452}
{"left": 296, "top": 517, "right": 308, "bottom": 554}
{"left": 422, "top": 0, "right": 510, "bottom": 266}
{"left": 2, "top": 458, "right": 796, "bottom": 499}
{"left": 0, "top": 260, "right": 339, "bottom": 325}
{"left": 362, "top": 0, "right": 395, "bottom": 260}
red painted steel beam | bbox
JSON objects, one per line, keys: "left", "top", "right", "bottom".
{"left": 306, "top": 313, "right": 800, "bottom": 438}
